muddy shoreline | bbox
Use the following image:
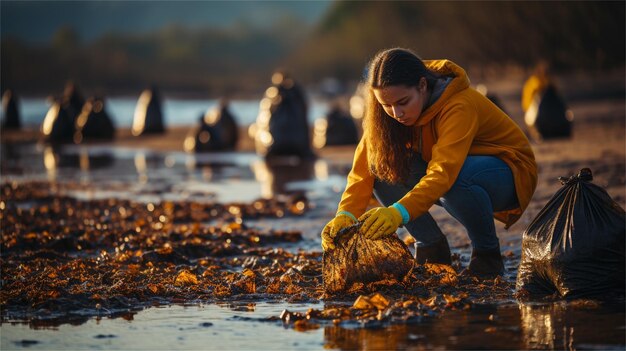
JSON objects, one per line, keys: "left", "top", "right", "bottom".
{"left": 0, "top": 180, "right": 519, "bottom": 327}
{"left": 1, "top": 96, "right": 625, "bottom": 349}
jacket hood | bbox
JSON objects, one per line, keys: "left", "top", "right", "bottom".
{"left": 416, "top": 60, "right": 470, "bottom": 126}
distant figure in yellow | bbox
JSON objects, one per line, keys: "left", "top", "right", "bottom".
{"left": 521, "top": 60, "right": 551, "bottom": 114}
{"left": 521, "top": 61, "right": 572, "bottom": 141}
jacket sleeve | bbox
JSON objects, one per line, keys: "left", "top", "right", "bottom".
{"left": 397, "top": 99, "right": 479, "bottom": 220}
{"left": 336, "top": 136, "right": 375, "bottom": 217}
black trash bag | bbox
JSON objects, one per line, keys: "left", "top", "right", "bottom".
{"left": 211, "top": 103, "right": 239, "bottom": 150}
{"left": 254, "top": 73, "right": 314, "bottom": 158}
{"left": 323, "top": 222, "right": 414, "bottom": 294}
{"left": 2, "top": 89, "right": 21, "bottom": 130}
{"left": 190, "top": 102, "right": 239, "bottom": 152}
{"left": 320, "top": 106, "right": 359, "bottom": 147}
{"left": 187, "top": 114, "right": 225, "bottom": 152}
{"left": 61, "top": 81, "right": 85, "bottom": 124}
{"left": 516, "top": 168, "right": 625, "bottom": 299}
{"left": 41, "top": 99, "right": 75, "bottom": 143}
{"left": 74, "top": 96, "right": 116, "bottom": 143}
{"left": 525, "top": 84, "right": 572, "bottom": 140}
{"left": 132, "top": 86, "right": 165, "bottom": 136}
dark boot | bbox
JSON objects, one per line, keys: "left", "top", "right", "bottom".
{"left": 414, "top": 236, "right": 452, "bottom": 265}
{"left": 464, "top": 247, "right": 505, "bottom": 279}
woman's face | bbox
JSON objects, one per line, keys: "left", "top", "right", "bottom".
{"left": 373, "top": 79, "right": 428, "bottom": 126}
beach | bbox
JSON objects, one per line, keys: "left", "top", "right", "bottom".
{"left": 1, "top": 85, "right": 625, "bottom": 350}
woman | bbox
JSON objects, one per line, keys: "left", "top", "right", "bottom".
{"left": 521, "top": 60, "right": 551, "bottom": 114}
{"left": 521, "top": 60, "right": 572, "bottom": 141}
{"left": 321, "top": 48, "right": 537, "bottom": 278}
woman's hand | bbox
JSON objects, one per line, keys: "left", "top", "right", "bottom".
{"left": 359, "top": 207, "right": 402, "bottom": 240}
{"left": 321, "top": 214, "right": 356, "bottom": 251}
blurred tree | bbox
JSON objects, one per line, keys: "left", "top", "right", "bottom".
{"left": 290, "top": 1, "right": 625, "bottom": 81}
{"left": 1, "top": 1, "right": 623, "bottom": 96}
{"left": 52, "top": 26, "right": 80, "bottom": 53}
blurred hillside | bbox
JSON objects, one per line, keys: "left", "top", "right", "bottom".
{"left": 1, "top": 21, "right": 308, "bottom": 97}
{"left": 1, "top": 1, "right": 624, "bottom": 98}
{"left": 290, "top": 1, "right": 625, "bottom": 82}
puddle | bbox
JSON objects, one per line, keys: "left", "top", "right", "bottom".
{"left": 2, "top": 303, "right": 326, "bottom": 351}
{"left": 3, "top": 302, "right": 624, "bottom": 350}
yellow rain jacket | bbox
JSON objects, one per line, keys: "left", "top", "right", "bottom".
{"left": 337, "top": 60, "right": 537, "bottom": 228}
{"left": 521, "top": 73, "right": 550, "bottom": 112}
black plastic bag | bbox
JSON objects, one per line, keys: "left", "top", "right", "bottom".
{"left": 189, "top": 103, "right": 239, "bottom": 152}
{"left": 321, "top": 107, "right": 359, "bottom": 147}
{"left": 132, "top": 87, "right": 165, "bottom": 136}
{"left": 41, "top": 100, "right": 75, "bottom": 143}
{"left": 254, "top": 81, "right": 313, "bottom": 158}
{"left": 75, "top": 96, "right": 116, "bottom": 142}
{"left": 516, "top": 168, "right": 625, "bottom": 299}
{"left": 323, "top": 222, "right": 414, "bottom": 294}
{"left": 2, "top": 90, "right": 21, "bottom": 130}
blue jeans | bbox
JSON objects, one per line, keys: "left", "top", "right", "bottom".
{"left": 373, "top": 155, "right": 518, "bottom": 250}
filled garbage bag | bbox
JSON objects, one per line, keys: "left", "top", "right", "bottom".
{"left": 323, "top": 222, "right": 414, "bottom": 294}
{"left": 41, "top": 99, "right": 75, "bottom": 143}
{"left": 253, "top": 72, "right": 313, "bottom": 158}
{"left": 516, "top": 168, "right": 625, "bottom": 299}
{"left": 2, "top": 89, "right": 21, "bottom": 130}
{"left": 132, "top": 87, "right": 165, "bottom": 136}
{"left": 208, "top": 103, "right": 239, "bottom": 150}
{"left": 74, "top": 96, "right": 116, "bottom": 142}
{"left": 185, "top": 102, "right": 239, "bottom": 153}
{"left": 314, "top": 106, "right": 359, "bottom": 148}
{"left": 185, "top": 117, "right": 224, "bottom": 153}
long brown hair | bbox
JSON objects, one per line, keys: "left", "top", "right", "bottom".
{"left": 363, "top": 48, "right": 439, "bottom": 184}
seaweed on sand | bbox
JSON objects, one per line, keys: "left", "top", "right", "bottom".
{"left": 1, "top": 181, "right": 517, "bottom": 329}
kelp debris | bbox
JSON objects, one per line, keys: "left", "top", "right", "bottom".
{"left": 0, "top": 181, "right": 316, "bottom": 324}
{"left": 2, "top": 180, "right": 517, "bottom": 328}
{"left": 279, "top": 292, "right": 471, "bottom": 331}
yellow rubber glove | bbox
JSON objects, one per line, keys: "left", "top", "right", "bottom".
{"left": 359, "top": 206, "right": 403, "bottom": 240}
{"left": 321, "top": 214, "right": 356, "bottom": 251}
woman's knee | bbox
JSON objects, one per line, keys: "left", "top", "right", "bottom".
{"left": 443, "top": 182, "right": 487, "bottom": 209}
{"left": 446, "top": 157, "right": 518, "bottom": 211}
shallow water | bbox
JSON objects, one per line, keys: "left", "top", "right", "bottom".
{"left": 1, "top": 142, "right": 625, "bottom": 350}
{"left": 3, "top": 97, "right": 329, "bottom": 128}
{"left": 1, "top": 303, "right": 327, "bottom": 351}
{"left": 3, "top": 301, "right": 624, "bottom": 350}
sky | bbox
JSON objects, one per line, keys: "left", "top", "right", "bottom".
{"left": 1, "top": 0, "right": 333, "bottom": 44}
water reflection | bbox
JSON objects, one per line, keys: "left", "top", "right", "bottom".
{"left": 519, "top": 302, "right": 625, "bottom": 350}
{"left": 324, "top": 325, "right": 427, "bottom": 350}
{"left": 43, "top": 145, "right": 114, "bottom": 181}
{"left": 320, "top": 302, "right": 625, "bottom": 350}
{"left": 521, "top": 303, "right": 561, "bottom": 349}
{"left": 251, "top": 157, "right": 320, "bottom": 198}
{"left": 32, "top": 144, "right": 338, "bottom": 205}
{"left": 134, "top": 152, "right": 148, "bottom": 184}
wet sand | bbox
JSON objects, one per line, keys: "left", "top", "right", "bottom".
{"left": 2, "top": 96, "right": 624, "bottom": 288}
